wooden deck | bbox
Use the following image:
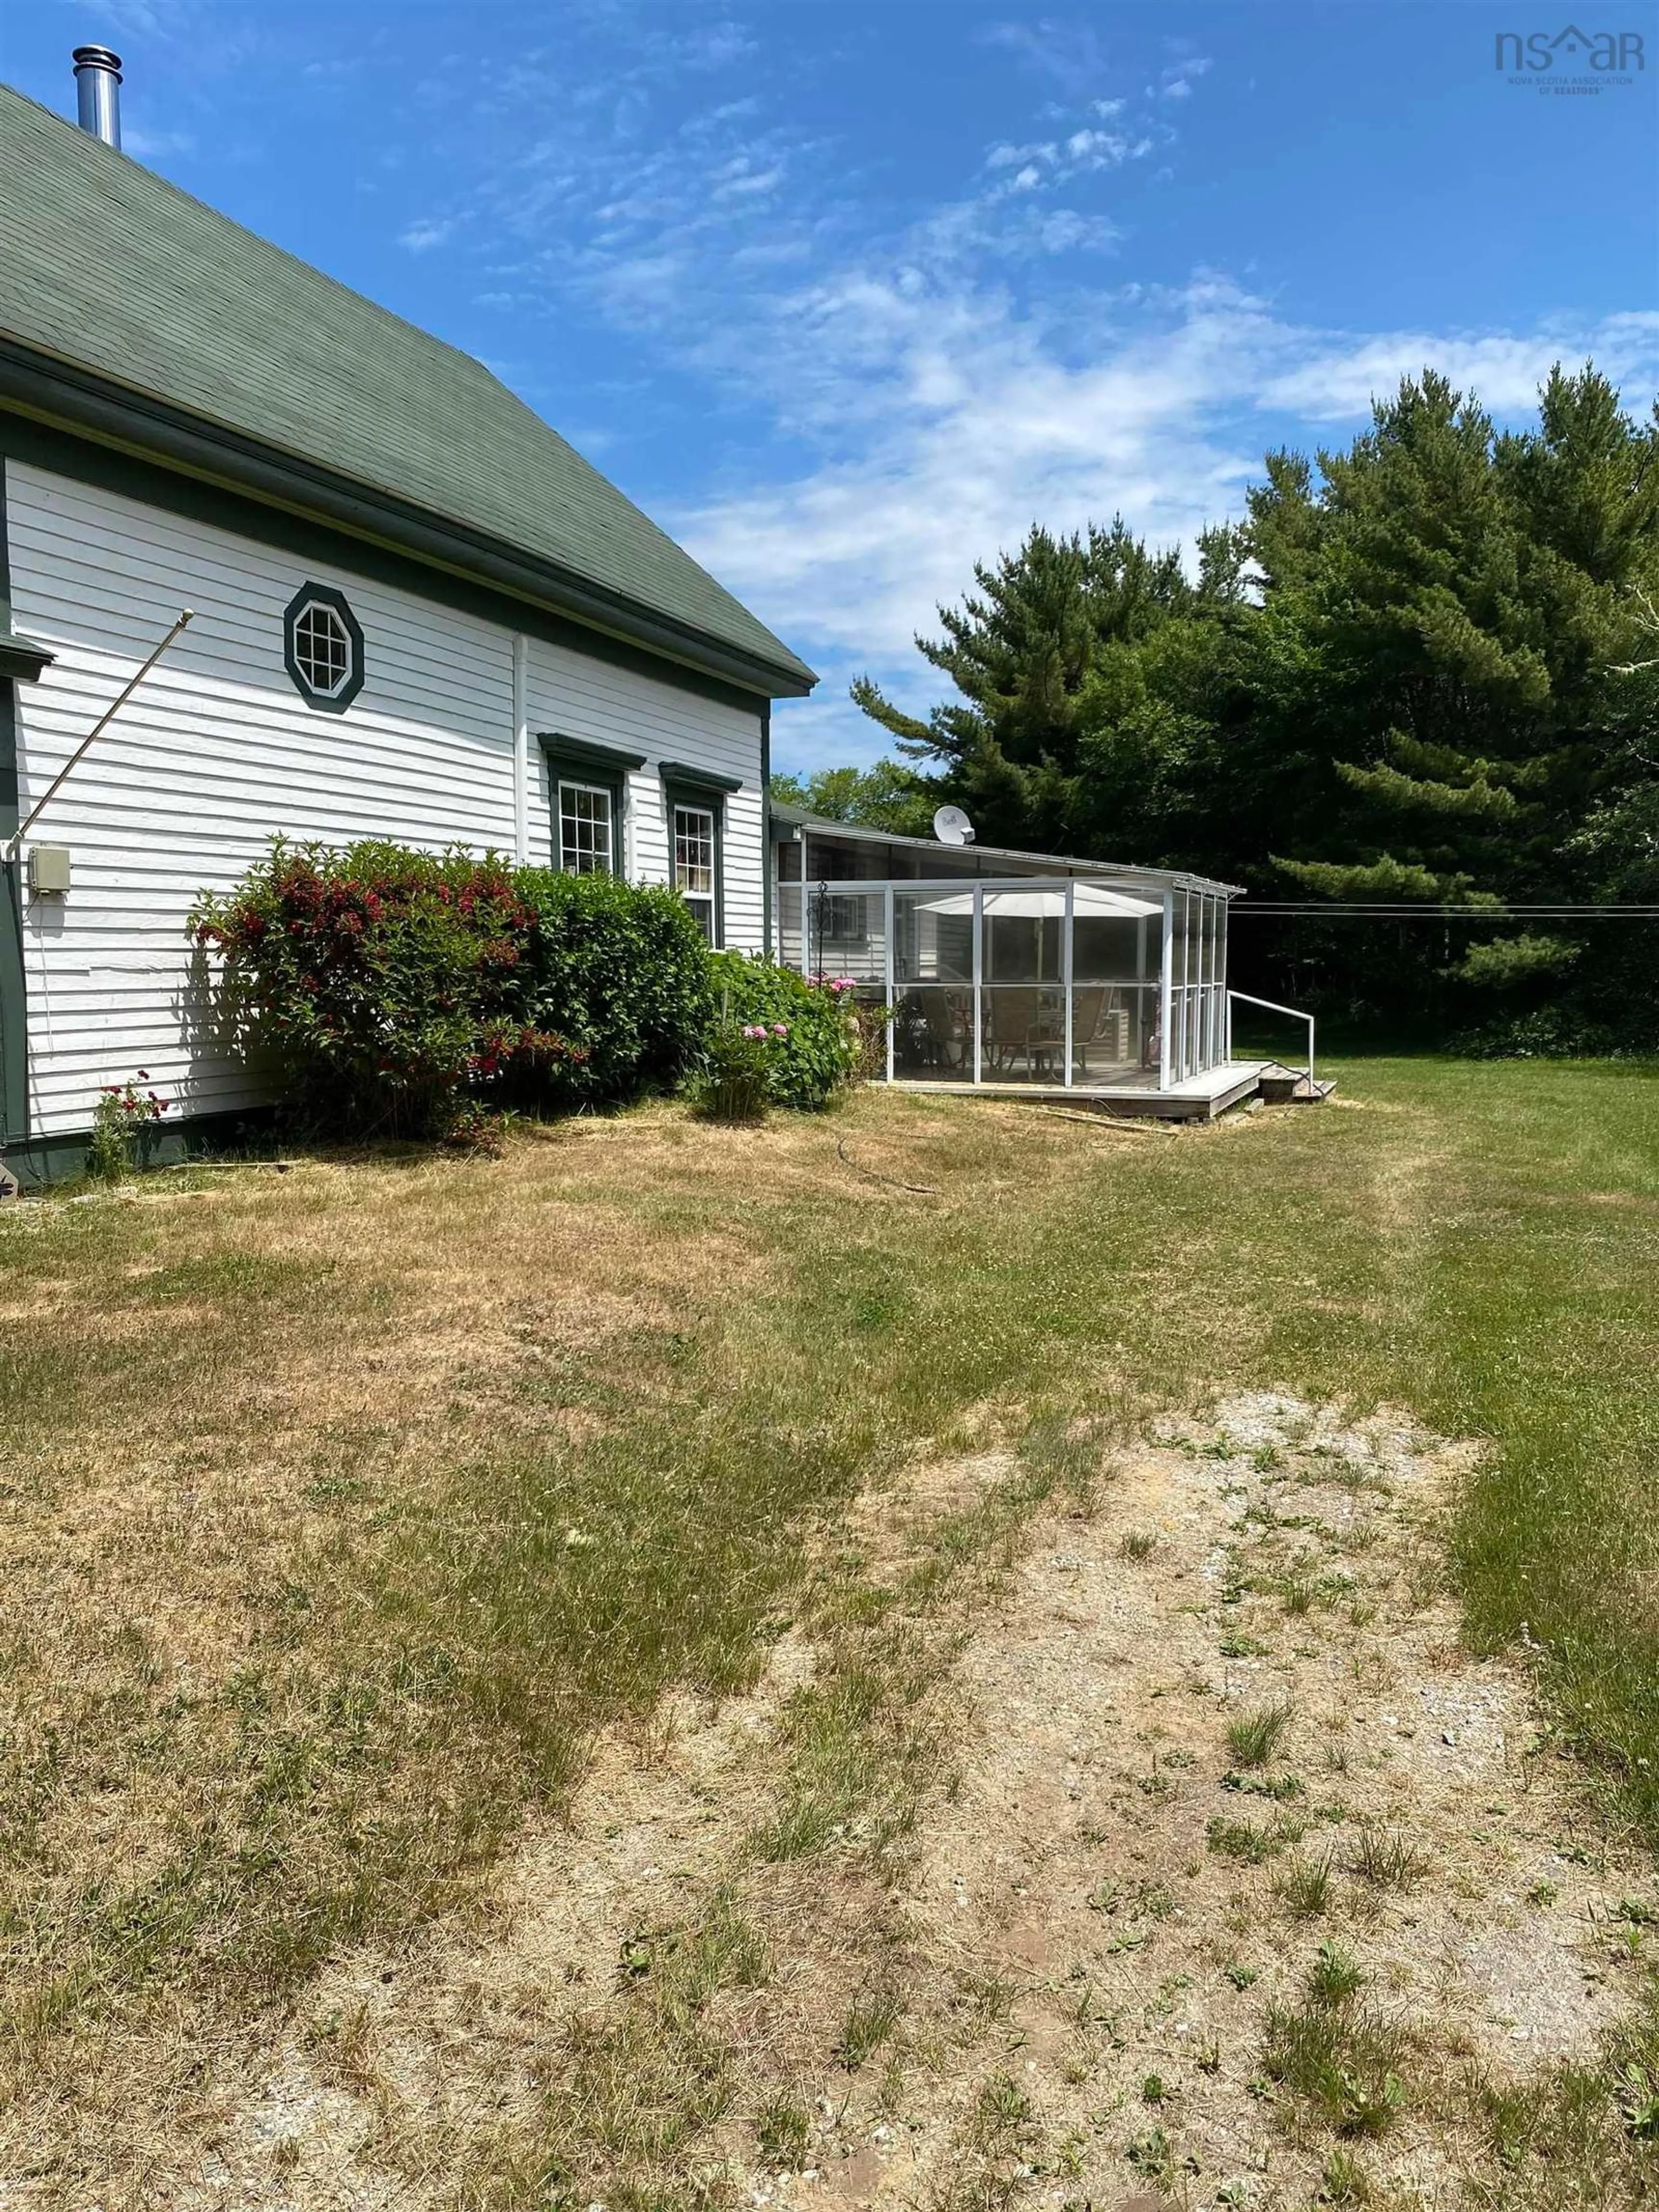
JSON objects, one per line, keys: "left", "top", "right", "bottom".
{"left": 884, "top": 1061, "right": 1276, "bottom": 1122}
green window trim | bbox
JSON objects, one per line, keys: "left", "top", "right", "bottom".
{"left": 282, "top": 579, "right": 364, "bottom": 713}
{"left": 538, "top": 733, "right": 645, "bottom": 877}
{"left": 663, "top": 773, "right": 726, "bottom": 948}
{"left": 0, "top": 632, "right": 53, "bottom": 684}
{"left": 1, "top": 856, "right": 24, "bottom": 1146}
{"left": 1, "top": 455, "right": 28, "bottom": 1145}
{"left": 658, "top": 758, "right": 742, "bottom": 796}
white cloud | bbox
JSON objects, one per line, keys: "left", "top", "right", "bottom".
{"left": 677, "top": 277, "right": 1659, "bottom": 772}
{"left": 986, "top": 139, "right": 1056, "bottom": 170}
{"left": 979, "top": 20, "right": 1114, "bottom": 95}
{"left": 368, "top": 13, "right": 1656, "bottom": 780}
{"left": 1260, "top": 318, "right": 1659, "bottom": 419}
{"left": 76, "top": 0, "right": 190, "bottom": 33}
{"left": 122, "top": 125, "right": 196, "bottom": 158}
{"left": 1160, "top": 54, "right": 1214, "bottom": 100}
{"left": 983, "top": 127, "right": 1152, "bottom": 195}
{"left": 398, "top": 216, "right": 458, "bottom": 252}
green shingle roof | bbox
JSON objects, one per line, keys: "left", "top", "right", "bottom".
{"left": 0, "top": 83, "right": 813, "bottom": 695}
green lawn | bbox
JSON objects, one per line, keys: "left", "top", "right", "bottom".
{"left": 2, "top": 1054, "right": 1657, "bottom": 2189}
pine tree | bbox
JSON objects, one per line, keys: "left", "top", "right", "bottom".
{"left": 1260, "top": 368, "right": 1659, "bottom": 1028}
{"left": 850, "top": 519, "right": 1195, "bottom": 849}
{"left": 1271, "top": 368, "right": 1659, "bottom": 905}
{"left": 835, "top": 363, "right": 1659, "bottom": 1043}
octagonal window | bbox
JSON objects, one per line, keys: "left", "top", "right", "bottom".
{"left": 283, "top": 582, "right": 365, "bottom": 712}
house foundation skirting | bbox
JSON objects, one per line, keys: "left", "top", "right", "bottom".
{"left": 0, "top": 1102, "right": 277, "bottom": 1190}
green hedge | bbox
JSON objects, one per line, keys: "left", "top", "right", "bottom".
{"left": 706, "top": 952, "right": 860, "bottom": 1111}
{"left": 192, "top": 841, "right": 712, "bottom": 1137}
{"left": 517, "top": 870, "right": 715, "bottom": 1108}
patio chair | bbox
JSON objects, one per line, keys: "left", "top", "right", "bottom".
{"left": 895, "top": 990, "right": 963, "bottom": 1073}
{"left": 985, "top": 988, "right": 1049, "bottom": 1074}
{"left": 917, "top": 990, "right": 963, "bottom": 1070}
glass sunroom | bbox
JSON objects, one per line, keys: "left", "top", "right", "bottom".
{"left": 772, "top": 807, "right": 1257, "bottom": 1108}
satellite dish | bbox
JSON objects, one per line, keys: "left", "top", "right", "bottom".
{"left": 933, "top": 804, "right": 976, "bottom": 847}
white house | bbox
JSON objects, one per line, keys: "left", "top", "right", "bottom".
{"left": 0, "top": 54, "right": 814, "bottom": 1182}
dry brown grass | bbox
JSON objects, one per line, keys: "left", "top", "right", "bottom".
{"left": 4, "top": 1069, "right": 1659, "bottom": 2206}
{"left": 0, "top": 1098, "right": 1139, "bottom": 2201}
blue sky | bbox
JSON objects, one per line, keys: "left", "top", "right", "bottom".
{"left": 4, "top": 2, "right": 1657, "bottom": 772}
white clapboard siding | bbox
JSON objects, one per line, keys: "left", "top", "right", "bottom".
{"left": 524, "top": 635, "right": 764, "bottom": 945}
{"left": 6, "top": 460, "right": 769, "bottom": 1138}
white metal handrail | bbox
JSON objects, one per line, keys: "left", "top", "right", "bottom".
{"left": 1226, "top": 990, "right": 1315, "bottom": 1089}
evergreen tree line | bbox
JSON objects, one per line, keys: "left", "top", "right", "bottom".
{"left": 773, "top": 367, "right": 1659, "bottom": 1050}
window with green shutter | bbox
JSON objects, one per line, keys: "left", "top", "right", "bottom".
{"left": 660, "top": 762, "right": 742, "bottom": 948}
{"left": 538, "top": 734, "right": 646, "bottom": 877}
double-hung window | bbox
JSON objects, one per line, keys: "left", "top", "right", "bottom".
{"left": 539, "top": 734, "right": 646, "bottom": 877}
{"left": 559, "top": 781, "right": 613, "bottom": 875}
{"left": 672, "top": 802, "right": 718, "bottom": 939}
{"left": 661, "top": 762, "right": 742, "bottom": 948}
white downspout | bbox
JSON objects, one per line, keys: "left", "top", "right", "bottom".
{"left": 884, "top": 881, "right": 895, "bottom": 1084}
{"left": 511, "top": 633, "right": 529, "bottom": 864}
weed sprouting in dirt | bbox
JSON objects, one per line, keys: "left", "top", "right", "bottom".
{"left": 1225, "top": 1766, "right": 1305, "bottom": 1802}
{"left": 755, "top": 2094, "right": 812, "bottom": 2170}
{"left": 1319, "top": 2146, "right": 1373, "bottom": 2203}
{"left": 1262, "top": 1997, "right": 1408, "bottom": 2137}
{"left": 930, "top": 2071, "right": 1042, "bottom": 2212}
{"left": 1019, "top": 1413, "right": 1110, "bottom": 1496}
{"left": 1219, "top": 1628, "right": 1271, "bottom": 1659}
{"left": 1125, "top": 2122, "right": 1180, "bottom": 2187}
{"left": 1309, "top": 1940, "right": 1366, "bottom": 2005}
{"left": 1278, "top": 1852, "right": 1336, "bottom": 1918}
{"left": 953, "top": 1968, "right": 1018, "bottom": 2030}
{"left": 1344, "top": 1823, "right": 1431, "bottom": 1892}
{"left": 1208, "top": 1813, "right": 1303, "bottom": 1865}
{"left": 1465, "top": 2037, "right": 1659, "bottom": 2206}
{"left": 839, "top": 1983, "right": 905, "bottom": 2071}
{"left": 1228, "top": 1700, "right": 1294, "bottom": 1768}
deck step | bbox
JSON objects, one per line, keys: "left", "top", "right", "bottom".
{"left": 1258, "top": 1064, "right": 1337, "bottom": 1104}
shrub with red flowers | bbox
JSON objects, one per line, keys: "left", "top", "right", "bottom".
{"left": 191, "top": 839, "right": 714, "bottom": 1139}
{"left": 88, "top": 1072, "right": 170, "bottom": 1181}
{"left": 191, "top": 840, "right": 551, "bottom": 1136}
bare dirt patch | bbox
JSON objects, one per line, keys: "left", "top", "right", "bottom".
{"left": 733, "top": 1396, "right": 1653, "bottom": 2211}
{"left": 76, "top": 1396, "right": 1656, "bottom": 2212}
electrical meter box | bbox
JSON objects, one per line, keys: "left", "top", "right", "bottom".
{"left": 28, "top": 844, "right": 72, "bottom": 896}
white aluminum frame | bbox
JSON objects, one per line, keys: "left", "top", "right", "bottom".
{"left": 778, "top": 872, "right": 1253, "bottom": 1095}
{"left": 1226, "top": 990, "right": 1316, "bottom": 1088}
{"left": 1062, "top": 876, "right": 1075, "bottom": 1090}
{"left": 971, "top": 882, "right": 984, "bottom": 1086}
{"left": 557, "top": 778, "right": 614, "bottom": 876}
{"left": 1158, "top": 887, "right": 1174, "bottom": 1090}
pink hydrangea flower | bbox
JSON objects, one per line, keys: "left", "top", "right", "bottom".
{"left": 772, "top": 1023, "right": 789, "bottom": 1038}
